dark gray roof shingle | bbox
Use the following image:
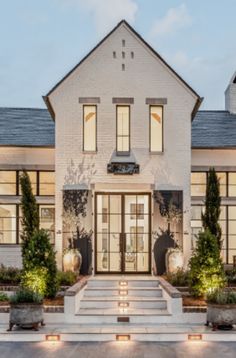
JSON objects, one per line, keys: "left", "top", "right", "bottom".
{"left": 192, "top": 110, "right": 236, "bottom": 148}
{"left": 0, "top": 108, "right": 55, "bottom": 147}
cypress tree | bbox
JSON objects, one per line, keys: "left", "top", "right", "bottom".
{"left": 20, "top": 171, "right": 39, "bottom": 270}
{"left": 202, "top": 167, "right": 222, "bottom": 249}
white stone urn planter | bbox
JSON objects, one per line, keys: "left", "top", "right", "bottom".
{"left": 166, "top": 248, "right": 184, "bottom": 273}
{"left": 207, "top": 303, "right": 236, "bottom": 330}
{"left": 63, "top": 249, "right": 82, "bottom": 273}
{"left": 7, "top": 304, "right": 44, "bottom": 331}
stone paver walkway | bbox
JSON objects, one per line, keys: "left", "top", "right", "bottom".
{"left": 0, "top": 341, "right": 236, "bottom": 358}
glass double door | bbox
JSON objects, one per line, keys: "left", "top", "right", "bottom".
{"left": 95, "top": 193, "right": 151, "bottom": 273}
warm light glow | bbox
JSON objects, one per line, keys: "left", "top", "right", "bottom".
{"left": 116, "top": 335, "right": 130, "bottom": 341}
{"left": 119, "top": 281, "right": 128, "bottom": 286}
{"left": 119, "top": 290, "right": 128, "bottom": 296}
{"left": 188, "top": 334, "right": 202, "bottom": 341}
{"left": 45, "top": 335, "right": 60, "bottom": 342}
{"left": 119, "top": 302, "right": 129, "bottom": 308}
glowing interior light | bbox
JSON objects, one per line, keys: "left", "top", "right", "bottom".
{"left": 119, "top": 281, "right": 128, "bottom": 286}
{"left": 119, "top": 290, "right": 128, "bottom": 296}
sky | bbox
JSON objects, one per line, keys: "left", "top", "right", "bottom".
{"left": 0, "top": 0, "right": 236, "bottom": 110}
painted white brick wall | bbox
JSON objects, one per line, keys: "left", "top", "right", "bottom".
{"left": 225, "top": 72, "right": 236, "bottom": 113}
{"left": 0, "top": 147, "right": 54, "bottom": 166}
{"left": 192, "top": 149, "right": 236, "bottom": 167}
{"left": 49, "top": 23, "right": 198, "bottom": 268}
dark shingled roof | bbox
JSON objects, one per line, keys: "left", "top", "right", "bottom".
{"left": 0, "top": 108, "right": 236, "bottom": 149}
{"left": 0, "top": 108, "right": 55, "bottom": 147}
{"left": 192, "top": 110, "right": 236, "bottom": 149}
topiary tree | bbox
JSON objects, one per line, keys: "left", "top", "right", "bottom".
{"left": 20, "top": 171, "right": 58, "bottom": 298}
{"left": 189, "top": 229, "right": 226, "bottom": 297}
{"left": 202, "top": 167, "right": 222, "bottom": 249}
{"left": 22, "top": 229, "right": 58, "bottom": 298}
{"left": 20, "top": 171, "right": 39, "bottom": 270}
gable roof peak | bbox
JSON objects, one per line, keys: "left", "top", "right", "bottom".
{"left": 44, "top": 19, "right": 201, "bottom": 120}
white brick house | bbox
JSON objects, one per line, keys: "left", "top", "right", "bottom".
{"left": 0, "top": 20, "right": 236, "bottom": 273}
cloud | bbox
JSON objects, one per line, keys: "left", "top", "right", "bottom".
{"left": 150, "top": 4, "right": 192, "bottom": 38}
{"left": 62, "top": 0, "right": 138, "bottom": 36}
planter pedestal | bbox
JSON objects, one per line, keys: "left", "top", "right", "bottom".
{"left": 207, "top": 303, "right": 236, "bottom": 331}
{"left": 7, "top": 304, "right": 44, "bottom": 331}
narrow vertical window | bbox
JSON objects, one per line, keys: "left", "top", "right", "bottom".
{"left": 83, "top": 105, "right": 97, "bottom": 151}
{"left": 116, "top": 106, "right": 130, "bottom": 154}
{"left": 150, "top": 106, "right": 163, "bottom": 152}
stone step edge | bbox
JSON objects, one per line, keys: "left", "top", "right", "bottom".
{"left": 80, "top": 297, "right": 166, "bottom": 302}
{"left": 85, "top": 287, "right": 162, "bottom": 290}
{"left": 0, "top": 332, "right": 235, "bottom": 342}
{"left": 76, "top": 311, "right": 171, "bottom": 316}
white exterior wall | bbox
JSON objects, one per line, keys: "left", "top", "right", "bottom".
{"left": 0, "top": 147, "right": 54, "bottom": 167}
{"left": 0, "top": 147, "right": 54, "bottom": 267}
{"left": 192, "top": 149, "right": 236, "bottom": 167}
{"left": 225, "top": 72, "right": 236, "bottom": 114}
{"left": 49, "top": 24, "right": 198, "bottom": 268}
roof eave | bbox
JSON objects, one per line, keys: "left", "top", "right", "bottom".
{"left": 43, "top": 96, "right": 55, "bottom": 121}
{"left": 191, "top": 97, "right": 204, "bottom": 121}
{"left": 192, "top": 146, "right": 236, "bottom": 150}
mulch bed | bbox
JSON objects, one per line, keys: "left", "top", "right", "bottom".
{"left": 183, "top": 296, "right": 206, "bottom": 307}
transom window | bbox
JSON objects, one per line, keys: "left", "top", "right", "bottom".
{"left": 116, "top": 106, "right": 130, "bottom": 154}
{"left": 150, "top": 106, "right": 163, "bottom": 152}
{"left": 0, "top": 170, "right": 55, "bottom": 196}
{"left": 191, "top": 205, "right": 236, "bottom": 264}
{"left": 0, "top": 171, "right": 17, "bottom": 195}
{"left": 191, "top": 171, "right": 233, "bottom": 197}
{"left": 83, "top": 105, "right": 97, "bottom": 152}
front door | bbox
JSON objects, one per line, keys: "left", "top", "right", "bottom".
{"left": 95, "top": 193, "right": 151, "bottom": 273}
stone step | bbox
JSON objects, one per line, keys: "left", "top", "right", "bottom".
{"left": 87, "top": 279, "right": 159, "bottom": 288}
{"left": 83, "top": 287, "right": 163, "bottom": 297}
{"left": 74, "top": 310, "right": 172, "bottom": 324}
{"left": 80, "top": 298, "right": 167, "bottom": 309}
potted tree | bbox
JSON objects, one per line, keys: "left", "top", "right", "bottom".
{"left": 63, "top": 190, "right": 93, "bottom": 274}
{"left": 207, "top": 290, "right": 236, "bottom": 330}
{"left": 63, "top": 207, "right": 82, "bottom": 273}
{"left": 7, "top": 289, "right": 44, "bottom": 331}
{"left": 157, "top": 193, "right": 183, "bottom": 273}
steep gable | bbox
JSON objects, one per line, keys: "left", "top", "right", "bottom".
{"left": 44, "top": 20, "right": 202, "bottom": 119}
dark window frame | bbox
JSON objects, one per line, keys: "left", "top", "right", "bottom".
{"left": 116, "top": 105, "right": 130, "bottom": 156}
{"left": 149, "top": 105, "right": 164, "bottom": 153}
{"left": 0, "top": 170, "right": 55, "bottom": 197}
{"left": 191, "top": 171, "right": 236, "bottom": 198}
{"left": 82, "top": 104, "right": 97, "bottom": 152}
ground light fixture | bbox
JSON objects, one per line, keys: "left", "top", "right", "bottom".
{"left": 119, "top": 281, "right": 128, "bottom": 287}
{"left": 119, "top": 290, "right": 128, "bottom": 296}
{"left": 116, "top": 334, "right": 130, "bottom": 341}
{"left": 118, "top": 302, "right": 129, "bottom": 308}
{"left": 188, "top": 334, "right": 202, "bottom": 341}
{"left": 45, "top": 335, "right": 61, "bottom": 342}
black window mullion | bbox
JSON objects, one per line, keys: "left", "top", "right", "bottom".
{"left": 16, "top": 204, "right": 19, "bottom": 244}
{"left": 16, "top": 171, "right": 19, "bottom": 196}
{"left": 37, "top": 171, "right": 40, "bottom": 196}
{"left": 226, "top": 205, "right": 229, "bottom": 264}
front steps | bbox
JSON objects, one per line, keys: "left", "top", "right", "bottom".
{"left": 63, "top": 275, "right": 204, "bottom": 340}
{"left": 69, "top": 276, "right": 180, "bottom": 327}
